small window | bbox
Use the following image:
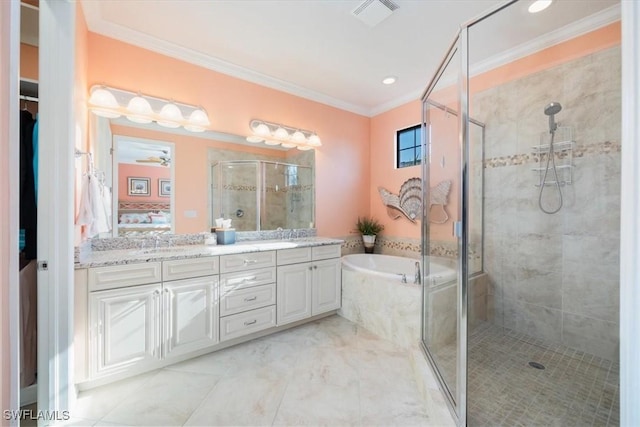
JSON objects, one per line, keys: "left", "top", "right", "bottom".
{"left": 396, "top": 125, "right": 422, "bottom": 168}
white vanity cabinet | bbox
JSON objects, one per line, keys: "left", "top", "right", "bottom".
{"left": 86, "top": 257, "right": 219, "bottom": 379}
{"left": 163, "top": 275, "right": 218, "bottom": 359}
{"left": 218, "top": 252, "right": 277, "bottom": 341}
{"left": 276, "top": 245, "right": 342, "bottom": 326}
{"left": 78, "top": 242, "right": 342, "bottom": 388}
{"left": 89, "top": 283, "right": 162, "bottom": 378}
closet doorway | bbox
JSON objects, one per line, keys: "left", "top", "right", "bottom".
{"left": 18, "top": 0, "right": 39, "bottom": 409}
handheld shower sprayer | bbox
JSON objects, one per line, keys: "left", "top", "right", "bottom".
{"left": 539, "top": 102, "right": 564, "bottom": 214}
{"left": 544, "top": 102, "right": 562, "bottom": 134}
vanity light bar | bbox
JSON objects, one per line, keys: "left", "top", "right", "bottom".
{"left": 247, "top": 119, "right": 322, "bottom": 151}
{"left": 88, "top": 85, "right": 211, "bottom": 133}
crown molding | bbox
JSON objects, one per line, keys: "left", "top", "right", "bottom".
{"left": 372, "top": 4, "right": 621, "bottom": 116}
{"left": 368, "top": 89, "right": 423, "bottom": 117}
{"left": 82, "top": 1, "right": 621, "bottom": 119}
{"left": 81, "top": 1, "right": 370, "bottom": 117}
{"left": 470, "top": 4, "right": 621, "bottom": 77}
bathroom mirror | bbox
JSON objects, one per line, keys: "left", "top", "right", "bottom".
{"left": 91, "top": 116, "right": 315, "bottom": 236}
{"left": 111, "top": 136, "right": 175, "bottom": 237}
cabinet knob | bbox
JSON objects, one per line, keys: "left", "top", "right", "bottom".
{"left": 308, "top": 266, "right": 313, "bottom": 271}
{"left": 314, "top": 265, "right": 317, "bottom": 269}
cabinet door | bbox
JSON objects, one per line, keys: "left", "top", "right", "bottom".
{"left": 163, "top": 276, "right": 218, "bottom": 359}
{"left": 90, "top": 284, "right": 161, "bottom": 378}
{"left": 276, "top": 263, "right": 312, "bottom": 326}
{"left": 312, "top": 258, "right": 342, "bottom": 315}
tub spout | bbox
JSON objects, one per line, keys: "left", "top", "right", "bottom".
{"left": 414, "top": 261, "right": 421, "bottom": 285}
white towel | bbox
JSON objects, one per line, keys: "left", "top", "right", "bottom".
{"left": 76, "top": 175, "right": 111, "bottom": 238}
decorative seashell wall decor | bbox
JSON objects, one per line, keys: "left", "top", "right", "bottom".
{"left": 378, "top": 178, "right": 452, "bottom": 224}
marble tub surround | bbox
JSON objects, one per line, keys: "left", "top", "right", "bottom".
{"left": 66, "top": 316, "right": 454, "bottom": 427}
{"left": 474, "top": 46, "right": 621, "bottom": 360}
{"left": 339, "top": 234, "right": 364, "bottom": 255}
{"left": 75, "top": 236, "right": 341, "bottom": 268}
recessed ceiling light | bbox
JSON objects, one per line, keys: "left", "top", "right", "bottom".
{"left": 528, "top": 0, "right": 552, "bottom": 13}
{"left": 382, "top": 76, "right": 397, "bottom": 85}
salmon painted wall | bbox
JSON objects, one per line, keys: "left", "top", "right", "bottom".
{"left": 74, "top": 2, "right": 89, "bottom": 244}
{"left": 87, "top": 33, "right": 370, "bottom": 237}
{"left": 19, "top": 43, "right": 38, "bottom": 80}
{"left": 369, "top": 22, "right": 621, "bottom": 241}
{"left": 118, "top": 164, "right": 170, "bottom": 203}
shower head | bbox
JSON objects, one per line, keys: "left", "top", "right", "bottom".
{"left": 544, "top": 102, "right": 562, "bottom": 133}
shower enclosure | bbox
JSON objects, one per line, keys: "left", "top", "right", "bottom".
{"left": 421, "top": 1, "right": 621, "bottom": 426}
{"left": 211, "top": 160, "right": 314, "bottom": 231}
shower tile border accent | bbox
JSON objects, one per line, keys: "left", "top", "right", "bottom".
{"left": 483, "top": 140, "right": 621, "bottom": 169}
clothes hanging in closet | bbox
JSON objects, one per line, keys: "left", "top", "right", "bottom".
{"left": 20, "top": 109, "right": 37, "bottom": 260}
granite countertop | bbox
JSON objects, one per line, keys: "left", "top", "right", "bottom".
{"left": 75, "top": 237, "right": 344, "bottom": 269}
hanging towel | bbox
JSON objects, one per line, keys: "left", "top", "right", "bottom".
{"left": 77, "top": 175, "right": 111, "bottom": 238}
{"left": 91, "top": 176, "right": 110, "bottom": 235}
{"left": 33, "top": 115, "right": 38, "bottom": 203}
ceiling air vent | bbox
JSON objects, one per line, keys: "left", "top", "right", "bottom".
{"left": 351, "top": 0, "right": 399, "bottom": 28}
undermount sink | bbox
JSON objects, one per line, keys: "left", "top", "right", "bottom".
{"left": 133, "top": 246, "right": 195, "bottom": 255}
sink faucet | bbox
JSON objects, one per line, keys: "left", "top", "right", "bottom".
{"left": 276, "top": 227, "right": 284, "bottom": 240}
{"left": 414, "top": 261, "right": 421, "bottom": 285}
{"left": 154, "top": 235, "right": 161, "bottom": 250}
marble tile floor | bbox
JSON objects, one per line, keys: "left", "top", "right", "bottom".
{"left": 431, "top": 322, "right": 619, "bottom": 427}
{"left": 29, "top": 315, "right": 454, "bottom": 427}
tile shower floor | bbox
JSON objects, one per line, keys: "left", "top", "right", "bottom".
{"left": 434, "top": 322, "right": 619, "bottom": 427}
{"left": 45, "top": 315, "right": 453, "bottom": 427}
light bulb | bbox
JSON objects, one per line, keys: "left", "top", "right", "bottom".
{"left": 291, "top": 131, "right": 306, "bottom": 143}
{"left": 528, "top": 0, "right": 552, "bottom": 13}
{"left": 89, "top": 87, "right": 121, "bottom": 118}
{"left": 254, "top": 123, "right": 271, "bottom": 137}
{"left": 265, "top": 140, "right": 281, "bottom": 146}
{"left": 125, "top": 95, "right": 153, "bottom": 123}
{"left": 281, "top": 142, "right": 296, "bottom": 148}
{"left": 188, "top": 108, "right": 210, "bottom": 127}
{"left": 274, "top": 126, "right": 289, "bottom": 140}
{"left": 308, "top": 134, "right": 322, "bottom": 146}
{"left": 157, "top": 102, "right": 183, "bottom": 128}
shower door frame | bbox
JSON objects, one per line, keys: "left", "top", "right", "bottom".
{"left": 420, "top": 1, "right": 518, "bottom": 426}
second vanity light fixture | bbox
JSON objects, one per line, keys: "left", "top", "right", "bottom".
{"left": 247, "top": 119, "right": 322, "bottom": 150}
{"left": 88, "top": 85, "right": 211, "bottom": 132}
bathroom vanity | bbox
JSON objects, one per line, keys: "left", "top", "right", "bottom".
{"left": 73, "top": 238, "right": 342, "bottom": 389}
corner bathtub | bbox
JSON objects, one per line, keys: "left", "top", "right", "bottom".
{"left": 339, "top": 254, "right": 457, "bottom": 348}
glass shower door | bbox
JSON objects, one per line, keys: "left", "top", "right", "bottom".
{"left": 214, "top": 161, "right": 259, "bottom": 231}
{"left": 421, "top": 39, "right": 463, "bottom": 417}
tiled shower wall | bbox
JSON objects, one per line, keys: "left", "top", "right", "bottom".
{"left": 473, "top": 46, "right": 621, "bottom": 360}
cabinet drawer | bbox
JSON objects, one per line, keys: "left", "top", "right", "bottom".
{"left": 88, "top": 262, "right": 162, "bottom": 291}
{"left": 220, "top": 305, "right": 276, "bottom": 341}
{"left": 277, "top": 247, "right": 312, "bottom": 266}
{"left": 312, "top": 245, "right": 341, "bottom": 261}
{"left": 220, "top": 251, "right": 276, "bottom": 273}
{"left": 163, "top": 257, "right": 219, "bottom": 281}
{"left": 220, "top": 283, "right": 276, "bottom": 317}
{"left": 220, "top": 267, "right": 276, "bottom": 292}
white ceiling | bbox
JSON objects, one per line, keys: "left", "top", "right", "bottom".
{"left": 118, "top": 139, "right": 171, "bottom": 167}
{"left": 81, "top": 0, "right": 620, "bottom": 117}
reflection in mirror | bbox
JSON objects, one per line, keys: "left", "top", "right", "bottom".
{"left": 91, "top": 116, "right": 315, "bottom": 235}
{"left": 211, "top": 160, "right": 314, "bottom": 231}
{"left": 112, "top": 136, "right": 175, "bottom": 236}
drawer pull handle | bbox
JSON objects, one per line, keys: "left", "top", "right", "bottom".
{"left": 243, "top": 259, "right": 258, "bottom": 265}
{"left": 242, "top": 276, "right": 257, "bottom": 283}
{"left": 244, "top": 296, "right": 257, "bottom": 302}
{"left": 244, "top": 319, "right": 257, "bottom": 326}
